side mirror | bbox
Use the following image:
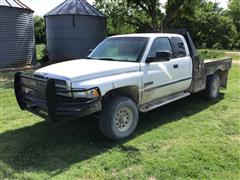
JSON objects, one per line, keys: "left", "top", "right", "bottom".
{"left": 145, "top": 57, "right": 155, "bottom": 63}
{"left": 146, "top": 51, "right": 171, "bottom": 63}
{"left": 88, "top": 49, "right": 93, "bottom": 55}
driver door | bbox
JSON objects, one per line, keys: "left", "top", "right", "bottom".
{"left": 142, "top": 37, "right": 192, "bottom": 104}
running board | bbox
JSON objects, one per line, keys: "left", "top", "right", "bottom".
{"left": 139, "top": 92, "right": 191, "bottom": 112}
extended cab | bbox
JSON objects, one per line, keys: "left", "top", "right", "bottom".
{"left": 14, "top": 30, "right": 232, "bottom": 140}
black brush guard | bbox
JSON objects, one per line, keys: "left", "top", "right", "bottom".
{"left": 14, "top": 72, "right": 102, "bottom": 122}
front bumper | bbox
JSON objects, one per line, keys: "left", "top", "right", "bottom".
{"left": 14, "top": 72, "right": 102, "bottom": 122}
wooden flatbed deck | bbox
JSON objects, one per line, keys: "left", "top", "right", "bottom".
{"left": 204, "top": 57, "right": 232, "bottom": 76}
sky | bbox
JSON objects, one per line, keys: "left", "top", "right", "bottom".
{"left": 21, "top": 0, "right": 229, "bottom": 16}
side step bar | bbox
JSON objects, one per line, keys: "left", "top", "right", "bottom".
{"left": 139, "top": 92, "right": 191, "bottom": 112}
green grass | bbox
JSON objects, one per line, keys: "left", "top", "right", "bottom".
{"left": 36, "top": 44, "right": 46, "bottom": 61}
{"left": 1, "top": 65, "right": 240, "bottom": 179}
{"left": 199, "top": 49, "right": 240, "bottom": 61}
{"left": 199, "top": 49, "right": 225, "bottom": 59}
{"left": 225, "top": 52, "right": 240, "bottom": 61}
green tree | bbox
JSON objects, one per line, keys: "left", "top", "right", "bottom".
{"left": 95, "top": 0, "right": 202, "bottom": 33}
{"left": 95, "top": 0, "right": 239, "bottom": 49}
{"left": 95, "top": 0, "right": 151, "bottom": 34}
{"left": 126, "top": 0, "right": 162, "bottom": 32}
{"left": 228, "top": 0, "right": 240, "bottom": 32}
{"left": 170, "top": 2, "right": 238, "bottom": 49}
{"left": 163, "top": 0, "right": 201, "bottom": 29}
{"left": 226, "top": 0, "right": 240, "bottom": 49}
{"left": 34, "top": 16, "right": 46, "bottom": 44}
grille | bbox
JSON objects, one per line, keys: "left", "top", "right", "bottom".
{"left": 20, "top": 76, "right": 48, "bottom": 110}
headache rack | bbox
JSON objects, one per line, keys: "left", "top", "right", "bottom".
{"left": 14, "top": 72, "right": 101, "bottom": 122}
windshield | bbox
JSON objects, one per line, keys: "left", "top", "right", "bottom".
{"left": 88, "top": 37, "right": 149, "bottom": 62}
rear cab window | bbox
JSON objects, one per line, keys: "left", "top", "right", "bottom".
{"left": 170, "top": 37, "right": 187, "bottom": 58}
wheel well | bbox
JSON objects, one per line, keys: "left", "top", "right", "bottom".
{"left": 103, "top": 86, "right": 140, "bottom": 104}
{"left": 215, "top": 69, "right": 228, "bottom": 88}
{"left": 216, "top": 69, "right": 223, "bottom": 76}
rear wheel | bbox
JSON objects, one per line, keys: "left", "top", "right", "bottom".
{"left": 205, "top": 73, "right": 221, "bottom": 100}
{"left": 99, "top": 96, "right": 139, "bottom": 141}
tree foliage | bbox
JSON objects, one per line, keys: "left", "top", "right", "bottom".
{"left": 34, "top": 16, "right": 46, "bottom": 44}
{"left": 30, "top": 1, "right": 240, "bottom": 50}
{"left": 163, "top": 0, "right": 201, "bottom": 29}
{"left": 95, "top": 0, "right": 152, "bottom": 34}
{"left": 126, "top": 0, "right": 162, "bottom": 32}
{"left": 95, "top": 0, "right": 201, "bottom": 32}
{"left": 170, "top": 2, "right": 239, "bottom": 49}
{"left": 227, "top": 0, "right": 240, "bottom": 32}
{"left": 95, "top": 0, "right": 239, "bottom": 49}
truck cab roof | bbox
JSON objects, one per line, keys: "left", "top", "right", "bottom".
{"left": 110, "top": 33, "right": 184, "bottom": 39}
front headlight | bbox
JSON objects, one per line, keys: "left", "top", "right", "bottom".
{"left": 72, "top": 88, "right": 100, "bottom": 99}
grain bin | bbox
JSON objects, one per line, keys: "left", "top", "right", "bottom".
{"left": 45, "top": 0, "right": 107, "bottom": 62}
{"left": 0, "top": 0, "right": 35, "bottom": 68}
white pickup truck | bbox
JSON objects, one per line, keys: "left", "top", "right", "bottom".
{"left": 15, "top": 30, "right": 232, "bottom": 140}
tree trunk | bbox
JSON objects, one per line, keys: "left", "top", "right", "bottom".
{"left": 162, "top": 0, "right": 185, "bottom": 30}
{"left": 150, "top": 0, "right": 158, "bottom": 32}
{"left": 151, "top": 11, "right": 158, "bottom": 32}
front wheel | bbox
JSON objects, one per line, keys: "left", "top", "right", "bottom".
{"left": 99, "top": 96, "right": 139, "bottom": 141}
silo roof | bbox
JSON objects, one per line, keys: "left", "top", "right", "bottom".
{"left": 0, "top": 0, "right": 33, "bottom": 12}
{"left": 45, "top": 0, "right": 105, "bottom": 18}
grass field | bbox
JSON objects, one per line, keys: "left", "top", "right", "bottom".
{"left": 225, "top": 51, "right": 240, "bottom": 61}
{"left": 36, "top": 44, "right": 46, "bottom": 61}
{"left": 1, "top": 64, "right": 240, "bottom": 179}
{"left": 198, "top": 49, "right": 240, "bottom": 60}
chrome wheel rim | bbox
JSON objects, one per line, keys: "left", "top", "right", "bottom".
{"left": 114, "top": 108, "right": 133, "bottom": 132}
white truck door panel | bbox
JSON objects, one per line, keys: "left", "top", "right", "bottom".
{"left": 142, "top": 36, "right": 192, "bottom": 104}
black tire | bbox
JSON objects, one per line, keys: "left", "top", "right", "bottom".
{"left": 205, "top": 73, "right": 221, "bottom": 100}
{"left": 99, "top": 96, "right": 139, "bottom": 141}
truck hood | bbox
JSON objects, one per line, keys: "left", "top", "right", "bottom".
{"left": 34, "top": 59, "right": 140, "bottom": 82}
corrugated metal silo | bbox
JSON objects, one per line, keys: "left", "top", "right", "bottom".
{"left": 45, "top": 0, "right": 107, "bottom": 63}
{"left": 0, "top": 0, "right": 35, "bottom": 68}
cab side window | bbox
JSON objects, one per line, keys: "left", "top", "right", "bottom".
{"left": 148, "top": 38, "right": 172, "bottom": 57}
{"left": 170, "top": 37, "right": 186, "bottom": 58}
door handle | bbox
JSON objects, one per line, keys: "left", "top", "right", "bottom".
{"left": 173, "top": 64, "right": 179, "bottom": 69}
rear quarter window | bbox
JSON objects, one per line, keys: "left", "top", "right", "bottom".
{"left": 170, "top": 37, "right": 187, "bottom": 58}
